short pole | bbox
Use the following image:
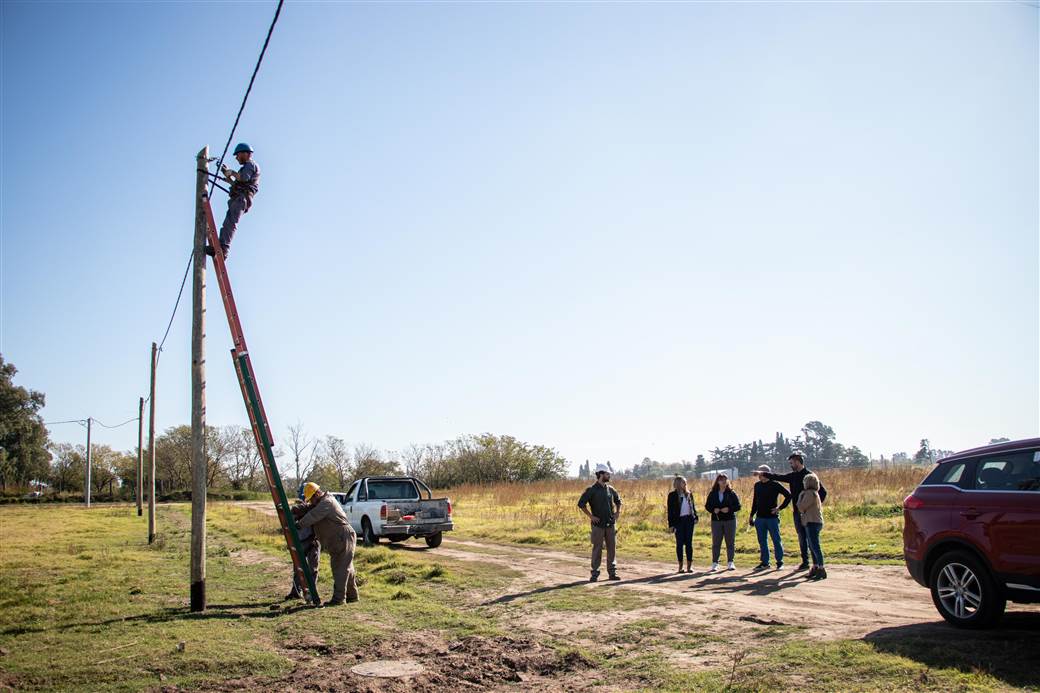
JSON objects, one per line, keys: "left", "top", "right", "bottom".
{"left": 148, "top": 342, "right": 157, "bottom": 543}
{"left": 85, "top": 417, "right": 92, "bottom": 508}
{"left": 136, "top": 397, "right": 144, "bottom": 516}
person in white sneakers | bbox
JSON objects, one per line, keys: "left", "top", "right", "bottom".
{"left": 704, "top": 473, "right": 741, "bottom": 571}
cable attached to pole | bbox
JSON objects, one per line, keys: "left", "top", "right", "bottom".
{"left": 209, "top": 0, "right": 285, "bottom": 198}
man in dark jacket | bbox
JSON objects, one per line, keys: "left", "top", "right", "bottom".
{"left": 758, "top": 453, "right": 827, "bottom": 571}
{"left": 748, "top": 464, "right": 791, "bottom": 569}
{"left": 578, "top": 464, "right": 623, "bottom": 582}
{"left": 285, "top": 497, "right": 322, "bottom": 600}
{"left": 205, "top": 142, "right": 260, "bottom": 260}
{"left": 297, "top": 483, "right": 359, "bottom": 606}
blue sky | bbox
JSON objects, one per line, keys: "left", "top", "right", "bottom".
{"left": 2, "top": 1, "right": 1037, "bottom": 471}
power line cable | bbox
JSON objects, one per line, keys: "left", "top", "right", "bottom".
{"left": 209, "top": 0, "right": 285, "bottom": 198}
{"left": 43, "top": 418, "right": 87, "bottom": 426}
{"left": 156, "top": 250, "right": 193, "bottom": 363}
{"left": 92, "top": 416, "right": 140, "bottom": 426}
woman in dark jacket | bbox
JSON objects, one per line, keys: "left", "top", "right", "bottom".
{"left": 667, "top": 476, "right": 698, "bottom": 573}
{"left": 704, "top": 473, "right": 741, "bottom": 571}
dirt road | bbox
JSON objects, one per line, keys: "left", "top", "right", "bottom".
{"left": 241, "top": 501, "right": 959, "bottom": 640}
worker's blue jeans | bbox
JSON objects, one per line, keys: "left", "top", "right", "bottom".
{"left": 219, "top": 194, "right": 252, "bottom": 255}
{"left": 754, "top": 516, "right": 784, "bottom": 566}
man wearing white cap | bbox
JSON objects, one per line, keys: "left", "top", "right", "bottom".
{"left": 577, "top": 463, "right": 623, "bottom": 582}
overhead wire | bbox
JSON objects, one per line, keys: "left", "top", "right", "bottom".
{"left": 92, "top": 416, "right": 141, "bottom": 429}
{"left": 209, "top": 0, "right": 285, "bottom": 198}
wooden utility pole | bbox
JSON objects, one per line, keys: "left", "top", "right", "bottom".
{"left": 136, "top": 397, "right": 144, "bottom": 516}
{"left": 148, "top": 342, "right": 157, "bottom": 543}
{"left": 85, "top": 417, "right": 92, "bottom": 507}
{"left": 190, "top": 146, "right": 209, "bottom": 612}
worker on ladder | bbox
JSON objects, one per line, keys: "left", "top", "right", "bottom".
{"left": 206, "top": 142, "right": 260, "bottom": 260}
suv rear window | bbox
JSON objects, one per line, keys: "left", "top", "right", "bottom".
{"left": 975, "top": 451, "right": 1040, "bottom": 492}
{"left": 366, "top": 480, "right": 419, "bottom": 500}
{"left": 922, "top": 461, "right": 970, "bottom": 487}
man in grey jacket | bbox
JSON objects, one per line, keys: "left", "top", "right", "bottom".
{"left": 297, "top": 483, "right": 359, "bottom": 606}
{"left": 206, "top": 142, "right": 260, "bottom": 261}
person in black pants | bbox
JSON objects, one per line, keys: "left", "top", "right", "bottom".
{"left": 667, "top": 476, "right": 698, "bottom": 573}
{"left": 704, "top": 473, "right": 741, "bottom": 571}
{"left": 758, "top": 453, "right": 827, "bottom": 571}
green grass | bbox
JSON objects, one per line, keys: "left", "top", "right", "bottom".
{"left": 2, "top": 502, "right": 1036, "bottom": 692}
{"left": 0, "top": 502, "right": 515, "bottom": 691}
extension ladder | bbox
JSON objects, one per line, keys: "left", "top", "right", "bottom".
{"left": 203, "top": 195, "right": 321, "bottom": 607}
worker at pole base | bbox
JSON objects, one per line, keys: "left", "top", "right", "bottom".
{"left": 285, "top": 488, "right": 321, "bottom": 601}
{"left": 205, "top": 142, "right": 259, "bottom": 261}
{"left": 296, "top": 482, "right": 359, "bottom": 606}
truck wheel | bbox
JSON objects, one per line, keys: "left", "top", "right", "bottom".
{"left": 361, "top": 518, "right": 379, "bottom": 547}
{"left": 424, "top": 532, "right": 443, "bottom": 549}
{"left": 929, "top": 550, "right": 1005, "bottom": 628}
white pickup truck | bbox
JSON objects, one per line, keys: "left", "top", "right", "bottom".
{"left": 334, "top": 476, "right": 453, "bottom": 548}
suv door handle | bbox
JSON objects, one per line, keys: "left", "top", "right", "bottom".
{"left": 960, "top": 509, "right": 981, "bottom": 520}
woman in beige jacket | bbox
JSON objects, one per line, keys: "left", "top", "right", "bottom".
{"left": 796, "top": 474, "right": 826, "bottom": 580}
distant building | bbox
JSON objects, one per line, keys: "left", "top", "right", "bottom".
{"left": 700, "top": 467, "right": 739, "bottom": 480}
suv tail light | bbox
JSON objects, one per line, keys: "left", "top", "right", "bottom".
{"left": 904, "top": 493, "right": 925, "bottom": 510}
{"left": 446, "top": 500, "right": 452, "bottom": 516}
{"left": 380, "top": 503, "right": 387, "bottom": 520}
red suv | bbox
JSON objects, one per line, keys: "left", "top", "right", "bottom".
{"left": 903, "top": 438, "right": 1040, "bottom": 628}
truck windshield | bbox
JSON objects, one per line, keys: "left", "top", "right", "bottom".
{"left": 366, "top": 480, "right": 418, "bottom": 500}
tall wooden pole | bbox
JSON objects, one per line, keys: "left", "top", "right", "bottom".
{"left": 85, "top": 417, "right": 92, "bottom": 507}
{"left": 190, "top": 146, "right": 209, "bottom": 612}
{"left": 136, "top": 397, "right": 144, "bottom": 516}
{"left": 148, "top": 342, "right": 157, "bottom": 543}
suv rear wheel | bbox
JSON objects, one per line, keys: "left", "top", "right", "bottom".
{"left": 929, "top": 550, "right": 1005, "bottom": 628}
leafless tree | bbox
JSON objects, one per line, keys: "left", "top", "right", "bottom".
{"left": 284, "top": 421, "right": 317, "bottom": 487}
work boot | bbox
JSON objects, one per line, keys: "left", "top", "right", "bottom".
{"left": 813, "top": 567, "right": 828, "bottom": 581}
{"left": 807, "top": 566, "right": 819, "bottom": 579}
{"left": 589, "top": 571, "right": 599, "bottom": 583}
{"left": 284, "top": 588, "right": 302, "bottom": 601}
{"left": 796, "top": 562, "right": 810, "bottom": 571}
{"left": 345, "top": 595, "right": 359, "bottom": 604}
{"left": 608, "top": 573, "right": 621, "bottom": 581}
{"left": 323, "top": 598, "right": 345, "bottom": 607}
{"left": 204, "top": 245, "right": 216, "bottom": 257}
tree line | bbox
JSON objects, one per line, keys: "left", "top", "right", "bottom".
{"left": 580, "top": 421, "right": 873, "bottom": 480}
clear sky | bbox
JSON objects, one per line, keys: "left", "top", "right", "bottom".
{"left": 2, "top": 1, "right": 1037, "bottom": 472}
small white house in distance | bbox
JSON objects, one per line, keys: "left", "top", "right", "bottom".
{"left": 700, "top": 467, "right": 739, "bottom": 480}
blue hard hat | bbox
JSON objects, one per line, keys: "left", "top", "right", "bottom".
{"left": 233, "top": 143, "right": 254, "bottom": 155}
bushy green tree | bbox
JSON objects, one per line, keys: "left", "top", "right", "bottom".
{"left": 0, "top": 355, "right": 50, "bottom": 489}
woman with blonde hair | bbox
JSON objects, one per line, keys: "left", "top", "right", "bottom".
{"left": 666, "top": 475, "right": 698, "bottom": 573}
{"left": 797, "top": 473, "right": 826, "bottom": 580}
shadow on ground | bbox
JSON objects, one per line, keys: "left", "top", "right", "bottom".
{"left": 864, "top": 611, "right": 1040, "bottom": 689}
